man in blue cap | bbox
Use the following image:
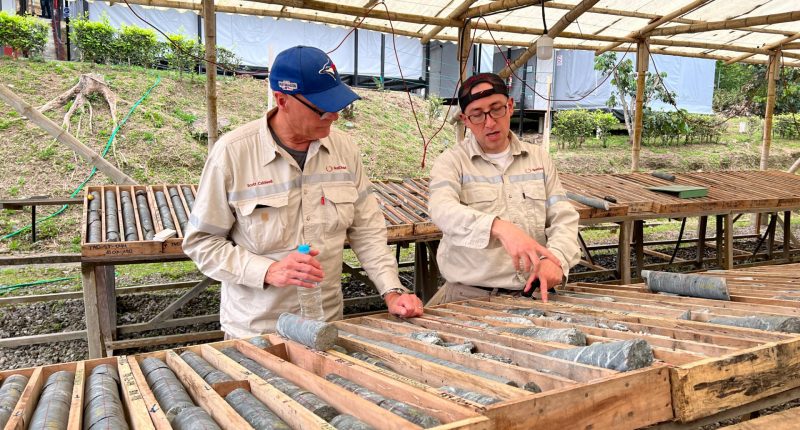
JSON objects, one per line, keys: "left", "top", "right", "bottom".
{"left": 184, "top": 46, "right": 423, "bottom": 339}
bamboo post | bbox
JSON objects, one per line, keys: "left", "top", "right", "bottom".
{"left": 455, "top": 21, "right": 473, "bottom": 144}
{"left": 788, "top": 157, "right": 800, "bottom": 174}
{"left": 761, "top": 51, "right": 780, "bottom": 171}
{"left": 0, "top": 84, "right": 137, "bottom": 185}
{"left": 631, "top": 39, "right": 649, "bottom": 172}
{"left": 203, "top": 0, "right": 219, "bottom": 150}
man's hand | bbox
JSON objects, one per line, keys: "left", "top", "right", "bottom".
{"left": 491, "top": 219, "right": 560, "bottom": 289}
{"left": 525, "top": 257, "right": 563, "bottom": 297}
{"left": 384, "top": 292, "right": 423, "bottom": 318}
{"left": 265, "top": 249, "right": 324, "bottom": 288}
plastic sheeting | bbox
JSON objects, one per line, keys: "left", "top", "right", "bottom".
{"left": 552, "top": 49, "right": 714, "bottom": 114}
{"left": 86, "top": 1, "right": 421, "bottom": 78}
{"left": 428, "top": 41, "right": 496, "bottom": 98}
{"left": 0, "top": 0, "right": 14, "bottom": 13}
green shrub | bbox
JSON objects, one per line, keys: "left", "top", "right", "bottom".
{"left": 0, "top": 12, "right": 48, "bottom": 57}
{"left": 215, "top": 46, "right": 241, "bottom": 75}
{"left": 553, "top": 109, "right": 596, "bottom": 148}
{"left": 426, "top": 95, "right": 444, "bottom": 124}
{"left": 164, "top": 34, "right": 203, "bottom": 76}
{"left": 114, "top": 25, "right": 160, "bottom": 67}
{"left": 643, "top": 110, "right": 724, "bottom": 145}
{"left": 71, "top": 15, "right": 116, "bottom": 63}
{"left": 592, "top": 111, "right": 618, "bottom": 148}
{"left": 775, "top": 113, "right": 800, "bottom": 139}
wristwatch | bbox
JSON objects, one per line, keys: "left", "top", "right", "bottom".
{"left": 380, "top": 288, "right": 408, "bottom": 299}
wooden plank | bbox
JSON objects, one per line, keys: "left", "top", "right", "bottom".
{"left": 365, "top": 314, "right": 615, "bottom": 381}
{"left": 0, "top": 197, "right": 83, "bottom": 209}
{"left": 82, "top": 263, "right": 105, "bottom": 358}
{"left": 118, "top": 356, "right": 157, "bottom": 430}
{"left": 5, "top": 367, "right": 44, "bottom": 430}
{"left": 337, "top": 319, "right": 575, "bottom": 391}
{"left": 482, "top": 366, "right": 673, "bottom": 430}
{"left": 230, "top": 341, "right": 424, "bottom": 430}
{"left": 474, "top": 298, "right": 764, "bottom": 350}
{"left": 196, "top": 344, "right": 335, "bottom": 429}
{"left": 671, "top": 337, "right": 800, "bottom": 422}
{"left": 722, "top": 405, "right": 800, "bottom": 429}
{"left": 128, "top": 355, "right": 172, "bottom": 430}
{"left": 266, "top": 335, "right": 482, "bottom": 425}
{"left": 164, "top": 350, "right": 254, "bottom": 430}
{"left": 335, "top": 333, "right": 526, "bottom": 400}
{"left": 0, "top": 253, "right": 81, "bottom": 266}
{"left": 108, "top": 330, "right": 223, "bottom": 351}
{"left": 66, "top": 361, "right": 86, "bottom": 430}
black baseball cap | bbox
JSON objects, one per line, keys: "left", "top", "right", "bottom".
{"left": 458, "top": 73, "right": 509, "bottom": 112}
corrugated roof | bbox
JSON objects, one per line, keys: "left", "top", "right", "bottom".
{"left": 116, "top": 0, "right": 800, "bottom": 66}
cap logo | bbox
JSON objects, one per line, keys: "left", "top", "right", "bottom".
{"left": 319, "top": 59, "right": 337, "bottom": 80}
{"left": 278, "top": 80, "right": 297, "bottom": 91}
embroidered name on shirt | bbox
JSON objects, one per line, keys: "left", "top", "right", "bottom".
{"left": 525, "top": 167, "right": 544, "bottom": 173}
{"left": 246, "top": 179, "right": 274, "bottom": 187}
{"left": 326, "top": 165, "right": 348, "bottom": 172}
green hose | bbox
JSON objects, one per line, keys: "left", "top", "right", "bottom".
{"left": 0, "top": 276, "right": 78, "bottom": 295}
{"left": 2, "top": 76, "right": 162, "bottom": 240}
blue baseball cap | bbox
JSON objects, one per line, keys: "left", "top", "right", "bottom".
{"left": 269, "top": 46, "right": 361, "bottom": 113}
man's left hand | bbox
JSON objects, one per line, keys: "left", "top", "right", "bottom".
{"left": 385, "top": 292, "right": 424, "bottom": 318}
{"left": 525, "top": 257, "right": 563, "bottom": 295}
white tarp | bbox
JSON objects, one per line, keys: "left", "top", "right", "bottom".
{"left": 86, "top": 2, "right": 421, "bottom": 78}
{"left": 553, "top": 49, "right": 714, "bottom": 114}
{"left": 1, "top": 0, "right": 14, "bottom": 13}
{"left": 89, "top": 1, "right": 197, "bottom": 39}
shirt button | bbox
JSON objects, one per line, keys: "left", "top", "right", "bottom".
{"left": 306, "top": 216, "right": 311, "bottom": 221}
{"left": 303, "top": 190, "right": 308, "bottom": 194}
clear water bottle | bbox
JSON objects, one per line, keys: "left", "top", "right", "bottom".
{"left": 296, "top": 244, "right": 324, "bottom": 321}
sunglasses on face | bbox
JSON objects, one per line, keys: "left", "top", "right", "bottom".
{"left": 290, "top": 95, "right": 338, "bottom": 120}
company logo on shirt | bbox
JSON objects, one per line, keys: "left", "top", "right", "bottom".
{"left": 246, "top": 179, "right": 274, "bottom": 187}
{"left": 326, "top": 165, "right": 348, "bottom": 172}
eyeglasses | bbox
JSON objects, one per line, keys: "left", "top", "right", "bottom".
{"left": 290, "top": 95, "right": 337, "bottom": 120}
{"left": 465, "top": 105, "right": 508, "bottom": 124}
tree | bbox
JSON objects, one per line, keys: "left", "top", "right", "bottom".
{"left": 594, "top": 52, "right": 675, "bottom": 143}
{"left": 714, "top": 61, "right": 800, "bottom": 116}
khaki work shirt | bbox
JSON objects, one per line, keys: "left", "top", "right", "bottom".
{"left": 429, "top": 131, "right": 580, "bottom": 290}
{"left": 183, "top": 111, "right": 406, "bottom": 338}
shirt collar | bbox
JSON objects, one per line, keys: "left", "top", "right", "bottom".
{"left": 465, "top": 131, "right": 528, "bottom": 160}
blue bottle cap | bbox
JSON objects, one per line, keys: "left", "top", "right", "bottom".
{"left": 297, "top": 244, "right": 311, "bottom": 254}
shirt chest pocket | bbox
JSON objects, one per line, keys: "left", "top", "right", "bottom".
{"left": 522, "top": 183, "right": 547, "bottom": 228}
{"left": 234, "top": 192, "right": 289, "bottom": 252}
{"left": 461, "top": 186, "right": 499, "bottom": 213}
{"left": 323, "top": 184, "right": 358, "bottom": 233}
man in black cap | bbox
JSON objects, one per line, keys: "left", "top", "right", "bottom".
{"left": 183, "top": 46, "right": 423, "bottom": 338}
{"left": 427, "top": 73, "right": 580, "bottom": 305}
